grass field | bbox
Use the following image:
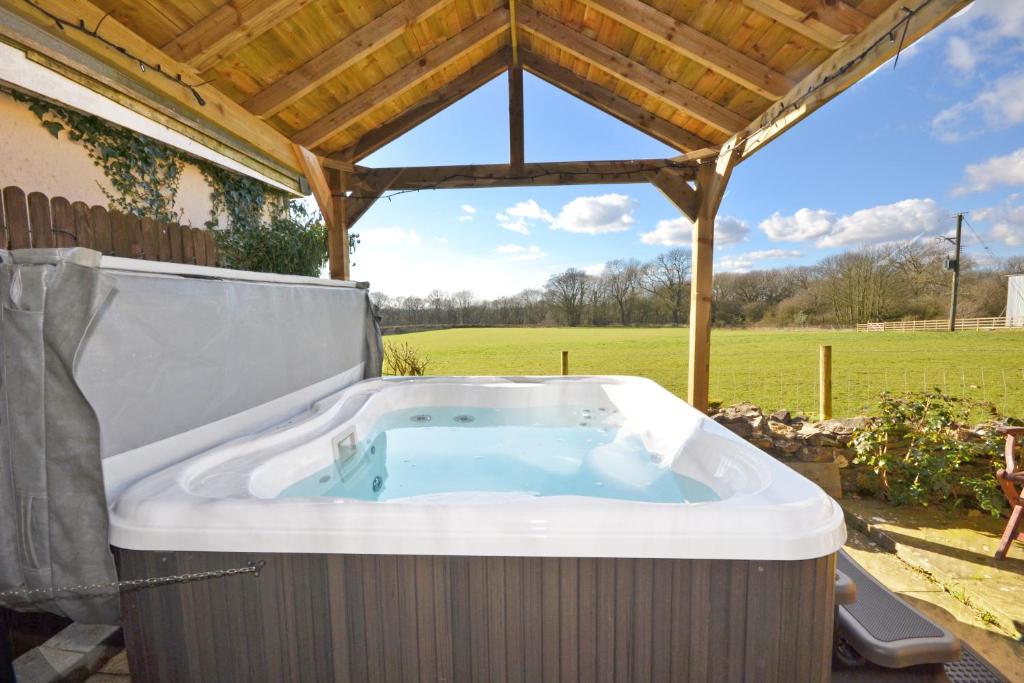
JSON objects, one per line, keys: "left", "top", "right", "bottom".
{"left": 386, "top": 327, "right": 1024, "bottom": 419}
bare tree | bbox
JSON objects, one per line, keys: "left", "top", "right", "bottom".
{"left": 545, "top": 268, "right": 590, "bottom": 326}
{"left": 603, "top": 258, "right": 644, "bottom": 326}
{"left": 643, "top": 248, "right": 691, "bottom": 325}
{"left": 451, "top": 289, "right": 475, "bottom": 324}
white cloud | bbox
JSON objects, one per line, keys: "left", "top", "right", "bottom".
{"left": 359, "top": 226, "right": 422, "bottom": 247}
{"left": 639, "top": 215, "right": 748, "bottom": 246}
{"left": 458, "top": 215, "right": 473, "bottom": 222}
{"left": 975, "top": 196, "right": 1024, "bottom": 245}
{"left": 759, "top": 208, "right": 836, "bottom": 242}
{"left": 717, "top": 249, "right": 804, "bottom": 273}
{"left": 945, "top": 36, "right": 978, "bottom": 74}
{"left": 352, "top": 226, "right": 551, "bottom": 298}
{"left": 932, "top": 71, "right": 1024, "bottom": 142}
{"left": 954, "top": 147, "right": 1024, "bottom": 195}
{"left": 495, "top": 244, "right": 548, "bottom": 260}
{"left": 496, "top": 199, "right": 553, "bottom": 235}
{"left": 760, "top": 200, "right": 947, "bottom": 247}
{"left": 461, "top": 204, "right": 476, "bottom": 214}
{"left": 583, "top": 263, "right": 606, "bottom": 276}
{"left": 552, "top": 193, "right": 637, "bottom": 235}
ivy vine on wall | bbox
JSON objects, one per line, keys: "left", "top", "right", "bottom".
{"left": 7, "top": 88, "right": 332, "bottom": 277}
{"left": 9, "top": 87, "right": 184, "bottom": 222}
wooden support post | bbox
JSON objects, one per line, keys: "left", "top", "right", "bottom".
{"left": 687, "top": 144, "right": 738, "bottom": 413}
{"left": 561, "top": 350, "right": 569, "bottom": 376}
{"left": 508, "top": 58, "right": 525, "bottom": 172}
{"left": 820, "top": 345, "right": 833, "bottom": 421}
{"left": 326, "top": 168, "right": 350, "bottom": 281}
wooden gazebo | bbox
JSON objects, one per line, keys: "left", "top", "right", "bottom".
{"left": 0, "top": 0, "right": 970, "bottom": 411}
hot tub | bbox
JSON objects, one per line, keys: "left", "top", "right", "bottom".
{"left": 110, "top": 376, "right": 845, "bottom": 682}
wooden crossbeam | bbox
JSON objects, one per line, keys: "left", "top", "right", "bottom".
{"left": 737, "top": 0, "right": 972, "bottom": 162}
{"left": 517, "top": 5, "right": 749, "bottom": 135}
{"left": 520, "top": 51, "right": 715, "bottom": 153}
{"left": 578, "top": 0, "right": 793, "bottom": 100}
{"left": 161, "top": 0, "right": 316, "bottom": 71}
{"left": 355, "top": 159, "right": 694, "bottom": 190}
{"left": 293, "top": 9, "right": 509, "bottom": 150}
{"left": 330, "top": 51, "right": 508, "bottom": 163}
{"left": 743, "top": 0, "right": 872, "bottom": 49}
{"left": 292, "top": 144, "right": 335, "bottom": 232}
{"left": 244, "top": 0, "right": 455, "bottom": 118}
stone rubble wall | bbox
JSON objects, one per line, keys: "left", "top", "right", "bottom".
{"left": 709, "top": 403, "right": 868, "bottom": 498}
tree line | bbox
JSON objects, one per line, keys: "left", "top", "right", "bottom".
{"left": 371, "top": 243, "right": 1022, "bottom": 329}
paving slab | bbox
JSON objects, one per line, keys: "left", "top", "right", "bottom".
{"left": 843, "top": 498, "right": 1024, "bottom": 641}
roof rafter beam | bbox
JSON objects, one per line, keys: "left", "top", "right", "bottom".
{"left": 742, "top": 0, "right": 872, "bottom": 49}
{"left": 245, "top": 0, "right": 457, "bottom": 118}
{"left": 1, "top": 0, "right": 303, "bottom": 182}
{"left": 517, "top": 5, "right": 749, "bottom": 135}
{"left": 162, "top": 0, "right": 316, "bottom": 71}
{"left": 520, "top": 51, "right": 715, "bottom": 153}
{"left": 330, "top": 50, "right": 509, "bottom": 163}
{"left": 736, "top": 0, "right": 972, "bottom": 162}
{"left": 578, "top": 0, "right": 793, "bottom": 100}
{"left": 355, "top": 159, "right": 695, "bottom": 190}
{"left": 293, "top": 8, "right": 509, "bottom": 150}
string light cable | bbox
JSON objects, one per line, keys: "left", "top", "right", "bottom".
{"left": 19, "top": 0, "right": 211, "bottom": 106}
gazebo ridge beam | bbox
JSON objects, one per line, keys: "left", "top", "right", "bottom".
{"left": 354, "top": 159, "right": 696, "bottom": 191}
{"left": 743, "top": 0, "right": 872, "bottom": 49}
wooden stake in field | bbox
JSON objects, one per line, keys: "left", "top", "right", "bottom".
{"left": 820, "top": 345, "right": 833, "bottom": 421}
{"left": 561, "top": 350, "right": 569, "bottom": 376}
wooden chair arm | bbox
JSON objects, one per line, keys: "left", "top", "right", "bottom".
{"left": 996, "top": 425, "right": 1024, "bottom": 436}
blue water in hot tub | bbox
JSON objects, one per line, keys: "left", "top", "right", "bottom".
{"left": 279, "top": 406, "right": 720, "bottom": 503}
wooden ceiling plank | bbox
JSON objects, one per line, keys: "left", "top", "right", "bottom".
{"left": 516, "top": 5, "right": 748, "bottom": 134}
{"left": 742, "top": 0, "right": 871, "bottom": 49}
{"left": 356, "top": 159, "right": 695, "bottom": 190}
{"left": 578, "top": 0, "right": 793, "bottom": 100}
{"left": 737, "top": 0, "right": 972, "bottom": 161}
{"left": 161, "top": 0, "right": 317, "bottom": 71}
{"left": 331, "top": 50, "right": 509, "bottom": 162}
{"left": 245, "top": 0, "right": 457, "bottom": 118}
{"left": 293, "top": 9, "right": 510, "bottom": 150}
{"left": 520, "top": 50, "right": 716, "bottom": 153}
{"left": 1, "top": 0, "right": 302, "bottom": 177}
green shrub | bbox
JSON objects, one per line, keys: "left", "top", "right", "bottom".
{"left": 851, "top": 391, "right": 1015, "bottom": 514}
{"left": 213, "top": 202, "right": 327, "bottom": 277}
{"left": 383, "top": 342, "right": 430, "bottom": 376}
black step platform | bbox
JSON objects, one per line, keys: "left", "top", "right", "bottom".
{"left": 837, "top": 550, "right": 961, "bottom": 669}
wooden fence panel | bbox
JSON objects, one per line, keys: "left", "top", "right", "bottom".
{"left": 169, "top": 224, "right": 183, "bottom": 263}
{"left": 73, "top": 201, "right": 93, "bottom": 249}
{"left": 109, "top": 211, "right": 131, "bottom": 257}
{"left": 181, "top": 225, "right": 196, "bottom": 264}
{"left": 3, "top": 186, "right": 30, "bottom": 249}
{"left": 2, "top": 185, "right": 218, "bottom": 266}
{"left": 27, "top": 192, "right": 53, "bottom": 248}
{"left": 92, "top": 205, "right": 112, "bottom": 254}
{"left": 50, "top": 196, "right": 75, "bottom": 248}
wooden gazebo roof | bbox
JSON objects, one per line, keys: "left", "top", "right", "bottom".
{"left": 0, "top": 0, "right": 970, "bottom": 412}
{"left": 0, "top": 0, "right": 968, "bottom": 186}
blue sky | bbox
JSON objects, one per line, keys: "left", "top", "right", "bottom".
{"left": 350, "top": 1, "right": 1024, "bottom": 298}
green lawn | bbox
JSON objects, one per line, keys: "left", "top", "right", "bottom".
{"left": 387, "top": 327, "right": 1024, "bottom": 419}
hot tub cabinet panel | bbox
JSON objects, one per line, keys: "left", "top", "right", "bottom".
{"left": 117, "top": 549, "right": 836, "bottom": 683}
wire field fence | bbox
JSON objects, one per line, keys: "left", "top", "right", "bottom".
{"left": 708, "top": 364, "right": 1024, "bottom": 419}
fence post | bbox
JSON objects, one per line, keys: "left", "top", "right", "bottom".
{"left": 819, "top": 345, "right": 832, "bottom": 421}
{"left": 561, "top": 350, "right": 569, "bottom": 376}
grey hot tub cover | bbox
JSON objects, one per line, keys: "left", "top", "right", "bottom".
{"left": 1, "top": 248, "right": 384, "bottom": 625}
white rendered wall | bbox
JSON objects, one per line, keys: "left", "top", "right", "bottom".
{"left": 0, "top": 91, "right": 219, "bottom": 228}
{"left": 1009, "top": 275, "right": 1024, "bottom": 328}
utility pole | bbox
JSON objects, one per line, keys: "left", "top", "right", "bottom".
{"left": 948, "top": 213, "right": 963, "bottom": 332}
